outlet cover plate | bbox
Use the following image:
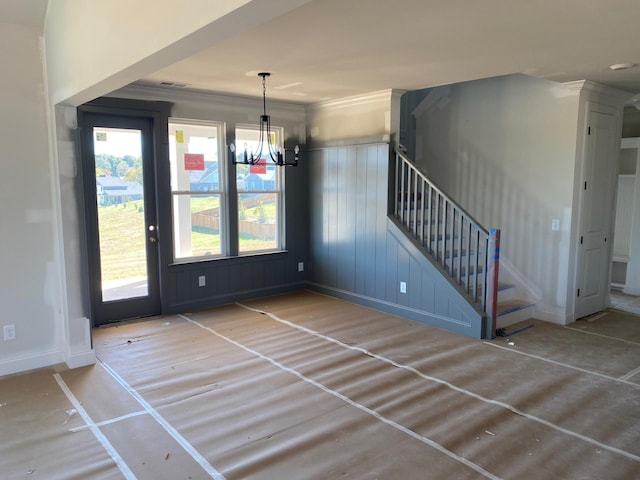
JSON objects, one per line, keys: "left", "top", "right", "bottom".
{"left": 3, "top": 324, "right": 16, "bottom": 341}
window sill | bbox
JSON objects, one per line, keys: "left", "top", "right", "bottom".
{"left": 169, "top": 249, "right": 288, "bottom": 268}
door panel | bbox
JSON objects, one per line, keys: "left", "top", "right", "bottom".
{"left": 81, "top": 113, "right": 160, "bottom": 325}
{"left": 575, "top": 109, "right": 617, "bottom": 319}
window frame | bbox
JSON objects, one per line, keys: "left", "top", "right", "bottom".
{"left": 168, "top": 118, "right": 227, "bottom": 262}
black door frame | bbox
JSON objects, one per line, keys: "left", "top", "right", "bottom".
{"left": 78, "top": 99, "right": 171, "bottom": 326}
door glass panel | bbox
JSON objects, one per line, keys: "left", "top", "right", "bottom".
{"left": 94, "top": 127, "right": 149, "bottom": 301}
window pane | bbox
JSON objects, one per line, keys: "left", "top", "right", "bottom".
{"left": 169, "top": 120, "right": 224, "bottom": 261}
{"left": 173, "top": 194, "right": 222, "bottom": 258}
{"left": 238, "top": 193, "right": 277, "bottom": 252}
{"left": 169, "top": 124, "right": 220, "bottom": 192}
{"left": 236, "top": 127, "right": 280, "bottom": 193}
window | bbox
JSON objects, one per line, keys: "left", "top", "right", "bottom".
{"left": 169, "top": 120, "right": 225, "bottom": 260}
{"left": 235, "top": 125, "right": 285, "bottom": 253}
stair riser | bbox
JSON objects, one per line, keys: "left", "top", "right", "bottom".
{"left": 496, "top": 305, "right": 534, "bottom": 329}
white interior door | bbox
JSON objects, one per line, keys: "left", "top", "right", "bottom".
{"left": 575, "top": 109, "right": 617, "bottom": 319}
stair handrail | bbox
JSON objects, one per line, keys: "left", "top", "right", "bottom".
{"left": 393, "top": 147, "right": 500, "bottom": 338}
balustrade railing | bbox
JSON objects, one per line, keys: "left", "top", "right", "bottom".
{"left": 394, "top": 149, "right": 500, "bottom": 337}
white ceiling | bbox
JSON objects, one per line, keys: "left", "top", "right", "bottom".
{"left": 139, "top": 0, "right": 640, "bottom": 104}
{"left": 2, "top": 0, "right": 640, "bottom": 105}
{"left": 0, "top": 0, "right": 47, "bottom": 28}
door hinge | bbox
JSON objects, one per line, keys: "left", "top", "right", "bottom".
{"left": 588, "top": 126, "right": 591, "bottom": 135}
{"left": 580, "top": 236, "right": 583, "bottom": 244}
{"left": 584, "top": 181, "right": 587, "bottom": 190}
{"left": 577, "top": 288, "right": 580, "bottom": 297}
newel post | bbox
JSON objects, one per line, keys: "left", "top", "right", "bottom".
{"left": 485, "top": 229, "right": 501, "bottom": 339}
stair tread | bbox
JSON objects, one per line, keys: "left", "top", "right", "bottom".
{"left": 497, "top": 299, "right": 535, "bottom": 316}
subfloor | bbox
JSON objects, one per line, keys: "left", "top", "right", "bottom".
{"left": 1, "top": 291, "right": 639, "bottom": 479}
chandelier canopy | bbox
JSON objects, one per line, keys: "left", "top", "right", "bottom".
{"left": 230, "top": 72, "right": 300, "bottom": 167}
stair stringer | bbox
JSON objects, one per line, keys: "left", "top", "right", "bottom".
{"left": 386, "top": 216, "right": 486, "bottom": 338}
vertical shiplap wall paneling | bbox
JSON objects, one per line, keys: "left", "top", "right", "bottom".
{"left": 364, "top": 145, "right": 382, "bottom": 298}
{"left": 374, "top": 145, "right": 390, "bottom": 301}
{"left": 354, "top": 145, "right": 369, "bottom": 295}
{"left": 337, "top": 146, "right": 356, "bottom": 291}
{"left": 344, "top": 146, "right": 358, "bottom": 292}
{"left": 308, "top": 142, "right": 484, "bottom": 337}
{"left": 326, "top": 148, "right": 339, "bottom": 287}
{"left": 310, "top": 149, "right": 325, "bottom": 283}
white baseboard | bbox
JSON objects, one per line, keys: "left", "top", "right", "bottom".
{"left": 532, "top": 303, "right": 570, "bottom": 325}
{"left": 0, "top": 348, "right": 65, "bottom": 377}
{"left": 66, "top": 349, "right": 96, "bottom": 369}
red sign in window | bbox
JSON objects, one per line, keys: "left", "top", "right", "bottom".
{"left": 184, "top": 153, "right": 205, "bottom": 171}
{"left": 250, "top": 158, "right": 267, "bottom": 174}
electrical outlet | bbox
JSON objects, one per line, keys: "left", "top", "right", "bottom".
{"left": 198, "top": 275, "right": 206, "bottom": 287}
{"left": 551, "top": 219, "right": 560, "bottom": 231}
{"left": 400, "top": 282, "right": 407, "bottom": 294}
{"left": 3, "top": 324, "right": 16, "bottom": 341}
{"left": 298, "top": 262, "right": 304, "bottom": 272}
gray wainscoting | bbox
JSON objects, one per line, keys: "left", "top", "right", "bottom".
{"left": 307, "top": 143, "right": 484, "bottom": 338}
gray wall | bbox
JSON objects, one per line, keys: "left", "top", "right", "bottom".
{"left": 307, "top": 143, "right": 484, "bottom": 337}
{"left": 410, "top": 74, "right": 581, "bottom": 324}
{"left": 623, "top": 107, "right": 640, "bottom": 138}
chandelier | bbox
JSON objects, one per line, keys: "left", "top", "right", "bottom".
{"left": 230, "top": 72, "right": 300, "bottom": 167}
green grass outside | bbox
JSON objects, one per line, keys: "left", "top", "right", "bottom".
{"left": 98, "top": 199, "right": 277, "bottom": 281}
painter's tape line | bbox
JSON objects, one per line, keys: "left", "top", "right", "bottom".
{"left": 619, "top": 365, "right": 640, "bottom": 382}
{"left": 483, "top": 342, "right": 639, "bottom": 386}
{"left": 69, "top": 410, "right": 148, "bottom": 433}
{"left": 99, "top": 360, "right": 226, "bottom": 480}
{"left": 179, "top": 314, "right": 502, "bottom": 480}
{"left": 53, "top": 373, "right": 137, "bottom": 480}
{"left": 563, "top": 325, "right": 640, "bottom": 346}
{"left": 233, "top": 303, "right": 640, "bottom": 464}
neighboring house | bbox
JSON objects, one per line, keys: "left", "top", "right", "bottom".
{"left": 245, "top": 169, "right": 276, "bottom": 190}
{"left": 95, "top": 176, "right": 143, "bottom": 205}
{"left": 189, "top": 163, "right": 219, "bottom": 191}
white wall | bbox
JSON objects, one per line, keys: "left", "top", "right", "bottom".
{"left": 0, "top": 23, "right": 66, "bottom": 375}
{"left": 414, "top": 74, "right": 581, "bottom": 323}
{"left": 306, "top": 90, "right": 402, "bottom": 147}
{"left": 44, "top": 0, "right": 312, "bottom": 106}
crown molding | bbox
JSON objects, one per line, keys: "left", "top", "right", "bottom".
{"left": 563, "top": 80, "right": 632, "bottom": 105}
{"left": 307, "top": 89, "right": 397, "bottom": 112}
{"left": 109, "top": 83, "right": 306, "bottom": 117}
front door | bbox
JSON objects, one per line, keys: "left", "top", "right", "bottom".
{"left": 80, "top": 112, "right": 161, "bottom": 325}
{"left": 575, "top": 108, "right": 617, "bottom": 319}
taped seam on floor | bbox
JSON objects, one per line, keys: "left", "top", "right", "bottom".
{"left": 483, "top": 341, "right": 640, "bottom": 387}
{"left": 53, "top": 373, "right": 136, "bottom": 480}
{"left": 619, "top": 364, "right": 640, "bottom": 382}
{"left": 234, "top": 303, "right": 640, "bottom": 463}
{"left": 178, "top": 314, "right": 502, "bottom": 480}
{"left": 69, "top": 410, "right": 148, "bottom": 433}
{"left": 563, "top": 326, "right": 640, "bottom": 346}
{"left": 99, "top": 359, "right": 227, "bottom": 480}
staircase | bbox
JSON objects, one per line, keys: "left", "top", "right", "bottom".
{"left": 392, "top": 148, "right": 534, "bottom": 337}
{"left": 496, "top": 282, "right": 535, "bottom": 331}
